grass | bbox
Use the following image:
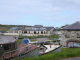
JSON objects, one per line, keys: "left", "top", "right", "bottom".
{"left": 17, "top": 39, "right": 23, "bottom": 44}
{"left": 22, "top": 48, "right": 80, "bottom": 60}
{"left": 51, "top": 40, "right": 53, "bottom": 42}
{"left": 17, "top": 39, "right": 37, "bottom": 44}
{"left": 19, "top": 35, "right": 59, "bottom": 39}
{"left": 31, "top": 40, "right": 37, "bottom": 42}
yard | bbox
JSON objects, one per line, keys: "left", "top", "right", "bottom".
{"left": 18, "top": 35, "right": 59, "bottom": 44}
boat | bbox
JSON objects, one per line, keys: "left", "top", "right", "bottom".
{"left": 39, "top": 44, "right": 62, "bottom": 55}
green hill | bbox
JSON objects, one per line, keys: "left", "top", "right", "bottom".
{"left": 0, "top": 24, "right": 32, "bottom": 31}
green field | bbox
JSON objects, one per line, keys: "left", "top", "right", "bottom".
{"left": 22, "top": 48, "right": 80, "bottom": 60}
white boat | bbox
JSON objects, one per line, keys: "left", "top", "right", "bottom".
{"left": 39, "top": 44, "right": 62, "bottom": 55}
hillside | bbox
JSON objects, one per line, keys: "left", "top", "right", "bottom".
{"left": 0, "top": 24, "right": 32, "bottom": 31}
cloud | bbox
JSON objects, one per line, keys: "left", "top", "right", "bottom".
{"left": 0, "top": 0, "right": 80, "bottom": 27}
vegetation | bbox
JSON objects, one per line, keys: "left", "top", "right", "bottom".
{"left": 17, "top": 39, "right": 23, "bottom": 44}
{"left": 22, "top": 48, "right": 80, "bottom": 60}
{"left": 19, "top": 35, "right": 59, "bottom": 39}
{"left": 0, "top": 24, "right": 32, "bottom": 31}
{"left": 31, "top": 40, "right": 37, "bottom": 42}
{"left": 0, "top": 24, "right": 32, "bottom": 27}
{"left": 51, "top": 40, "right": 53, "bottom": 42}
{"left": 0, "top": 28, "right": 8, "bottom": 31}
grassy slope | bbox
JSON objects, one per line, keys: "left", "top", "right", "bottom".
{"left": 22, "top": 48, "right": 80, "bottom": 60}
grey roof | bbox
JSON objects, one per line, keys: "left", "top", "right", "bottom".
{"left": 37, "top": 38, "right": 51, "bottom": 43}
{"left": 9, "top": 27, "right": 18, "bottom": 31}
{"left": 9, "top": 26, "right": 53, "bottom": 31}
{"left": 0, "top": 35, "right": 18, "bottom": 44}
{"left": 33, "top": 25, "right": 43, "bottom": 28}
{"left": 31, "top": 29, "right": 43, "bottom": 31}
{"left": 44, "top": 27, "right": 53, "bottom": 31}
{"left": 9, "top": 27, "right": 24, "bottom": 31}
{"left": 31, "top": 27, "right": 53, "bottom": 31}
{"left": 16, "top": 27, "right": 24, "bottom": 30}
{"left": 62, "top": 22, "right": 80, "bottom": 30}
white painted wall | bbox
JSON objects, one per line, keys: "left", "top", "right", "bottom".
{"left": 4, "top": 33, "right": 19, "bottom": 35}
{"left": 22, "top": 34, "right": 50, "bottom": 36}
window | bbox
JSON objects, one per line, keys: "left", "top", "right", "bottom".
{"left": 15, "top": 31, "right": 18, "bottom": 33}
{"left": 38, "top": 32, "right": 39, "bottom": 34}
{"left": 77, "top": 33, "right": 80, "bottom": 38}
{"left": 29, "top": 31, "right": 30, "bottom": 33}
{"left": 41, "top": 32, "right": 43, "bottom": 34}
{"left": 34, "top": 31, "right": 36, "bottom": 34}
{"left": 12, "top": 43, "right": 15, "bottom": 49}
{"left": 0, "top": 45, "right": 3, "bottom": 50}
{"left": 4, "top": 44, "right": 10, "bottom": 50}
{"left": 22, "top": 31, "right": 24, "bottom": 33}
{"left": 24, "top": 31, "right": 27, "bottom": 33}
{"left": 44, "top": 31, "right": 45, "bottom": 34}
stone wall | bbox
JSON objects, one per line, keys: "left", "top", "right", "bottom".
{"left": 53, "top": 31, "right": 61, "bottom": 35}
{"left": 60, "top": 31, "right": 80, "bottom": 48}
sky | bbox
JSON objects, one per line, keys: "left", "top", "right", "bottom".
{"left": 0, "top": 0, "right": 80, "bottom": 28}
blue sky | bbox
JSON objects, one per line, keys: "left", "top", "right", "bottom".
{"left": 0, "top": 0, "right": 80, "bottom": 27}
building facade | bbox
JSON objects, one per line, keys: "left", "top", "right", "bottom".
{"left": 0, "top": 35, "right": 18, "bottom": 56}
{"left": 60, "top": 22, "right": 80, "bottom": 48}
{"left": 7, "top": 25, "right": 54, "bottom": 36}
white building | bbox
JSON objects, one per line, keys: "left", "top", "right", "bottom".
{"left": 7, "top": 25, "right": 54, "bottom": 36}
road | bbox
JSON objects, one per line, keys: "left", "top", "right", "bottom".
{"left": 61, "top": 57, "right": 80, "bottom": 60}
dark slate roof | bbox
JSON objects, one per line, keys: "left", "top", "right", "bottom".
{"left": 9, "top": 27, "right": 53, "bottom": 31}
{"left": 62, "top": 22, "right": 80, "bottom": 30}
{"left": 9, "top": 27, "right": 18, "bottom": 31}
{"left": 31, "top": 27, "right": 53, "bottom": 31}
{"left": 16, "top": 27, "right": 24, "bottom": 30}
{"left": 33, "top": 25, "right": 43, "bottom": 28}
{"left": 0, "top": 31, "right": 6, "bottom": 33}
{"left": 31, "top": 29, "right": 43, "bottom": 31}
{"left": 44, "top": 27, "right": 53, "bottom": 31}
{"left": 9, "top": 27, "right": 24, "bottom": 31}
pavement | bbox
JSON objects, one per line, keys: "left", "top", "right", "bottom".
{"left": 61, "top": 57, "right": 80, "bottom": 60}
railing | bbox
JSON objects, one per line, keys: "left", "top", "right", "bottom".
{"left": 0, "top": 45, "right": 30, "bottom": 60}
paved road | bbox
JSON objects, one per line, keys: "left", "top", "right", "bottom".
{"left": 61, "top": 57, "right": 80, "bottom": 60}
